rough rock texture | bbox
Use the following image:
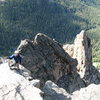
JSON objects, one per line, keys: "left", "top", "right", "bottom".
{"left": 73, "top": 30, "right": 92, "bottom": 78}
{"left": 43, "top": 81, "right": 100, "bottom": 100}
{"left": 16, "top": 31, "right": 99, "bottom": 93}
{"left": 63, "top": 30, "right": 100, "bottom": 88}
{"left": 63, "top": 44, "right": 74, "bottom": 57}
{"left": 63, "top": 30, "right": 93, "bottom": 76}
{"left": 72, "top": 84, "right": 100, "bottom": 100}
{"left": 0, "top": 63, "right": 43, "bottom": 100}
{"left": 43, "top": 81, "right": 71, "bottom": 100}
{"left": 57, "top": 73, "right": 86, "bottom": 93}
{"left": 0, "top": 57, "right": 4, "bottom": 64}
{"left": 30, "top": 79, "right": 40, "bottom": 88}
{"left": 17, "top": 33, "right": 77, "bottom": 85}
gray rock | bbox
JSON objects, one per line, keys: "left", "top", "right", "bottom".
{"left": 43, "top": 81, "right": 71, "bottom": 100}
{"left": 17, "top": 33, "right": 77, "bottom": 86}
{"left": 30, "top": 79, "right": 40, "bottom": 88}
{"left": 0, "top": 57, "right": 3, "bottom": 64}
{"left": 0, "top": 63, "right": 43, "bottom": 100}
{"left": 72, "top": 84, "right": 100, "bottom": 100}
{"left": 63, "top": 30, "right": 100, "bottom": 91}
{"left": 18, "top": 64, "right": 32, "bottom": 80}
{"left": 73, "top": 30, "right": 100, "bottom": 85}
{"left": 63, "top": 44, "right": 74, "bottom": 57}
{"left": 43, "top": 81, "right": 100, "bottom": 100}
{"left": 16, "top": 31, "right": 99, "bottom": 93}
{"left": 73, "top": 30, "right": 92, "bottom": 78}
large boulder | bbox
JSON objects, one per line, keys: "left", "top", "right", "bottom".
{"left": 43, "top": 81, "right": 100, "bottom": 100}
{"left": 43, "top": 81, "right": 71, "bottom": 100}
{"left": 72, "top": 84, "right": 100, "bottom": 100}
{"left": 17, "top": 33, "right": 77, "bottom": 85}
{"left": 0, "top": 63, "right": 43, "bottom": 100}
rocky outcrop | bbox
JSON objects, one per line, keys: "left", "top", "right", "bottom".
{"left": 0, "top": 63, "right": 43, "bottom": 100}
{"left": 43, "top": 81, "right": 71, "bottom": 100}
{"left": 63, "top": 30, "right": 92, "bottom": 76}
{"left": 43, "top": 81, "right": 100, "bottom": 100}
{"left": 63, "top": 30, "right": 100, "bottom": 86}
{"left": 73, "top": 30, "right": 92, "bottom": 78}
{"left": 0, "top": 31, "right": 100, "bottom": 100}
{"left": 57, "top": 73, "right": 86, "bottom": 93}
{"left": 17, "top": 33, "right": 77, "bottom": 85}
{"left": 16, "top": 31, "right": 99, "bottom": 92}
{"left": 72, "top": 84, "right": 100, "bottom": 100}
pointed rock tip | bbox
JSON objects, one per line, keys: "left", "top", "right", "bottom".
{"left": 34, "top": 33, "right": 50, "bottom": 41}
{"left": 80, "top": 30, "right": 85, "bottom": 34}
{"left": 36, "top": 33, "right": 46, "bottom": 38}
{"left": 76, "top": 30, "right": 87, "bottom": 39}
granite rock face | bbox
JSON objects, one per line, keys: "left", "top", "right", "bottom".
{"left": 73, "top": 30, "right": 92, "bottom": 78}
{"left": 63, "top": 30, "right": 92, "bottom": 76}
{"left": 17, "top": 33, "right": 77, "bottom": 85}
{"left": 0, "top": 63, "right": 43, "bottom": 100}
{"left": 43, "top": 81, "right": 100, "bottom": 100}
{"left": 63, "top": 44, "right": 74, "bottom": 57}
{"left": 43, "top": 81, "right": 71, "bottom": 100}
{"left": 63, "top": 30, "right": 100, "bottom": 87}
{"left": 16, "top": 31, "right": 99, "bottom": 92}
{"left": 72, "top": 84, "right": 100, "bottom": 100}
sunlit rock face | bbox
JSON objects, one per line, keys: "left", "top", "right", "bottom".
{"left": 63, "top": 30, "right": 100, "bottom": 87}
{"left": 73, "top": 30, "right": 92, "bottom": 78}
{"left": 43, "top": 81, "right": 100, "bottom": 100}
{"left": 0, "top": 63, "right": 43, "bottom": 100}
{"left": 63, "top": 30, "right": 92, "bottom": 78}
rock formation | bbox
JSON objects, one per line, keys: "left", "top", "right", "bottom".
{"left": 73, "top": 30, "right": 92, "bottom": 78}
{"left": 63, "top": 30, "right": 92, "bottom": 75}
{"left": 43, "top": 81, "right": 100, "bottom": 100}
{"left": 72, "top": 84, "right": 100, "bottom": 100}
{"left": 16, "top": 31, "right": 100, "bottom": 92}
{"left": 63, "top": 30, "right": 100, "bottom": 86}
{"left": 17, "top": 33, "right": 77, "bottom": 85}
{"left": 0, "top": 63, "right": 43, "bottom": 100}
{"left": 0, "top": 30, "right": 100, "bottom": 100}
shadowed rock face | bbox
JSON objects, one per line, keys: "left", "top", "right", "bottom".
{"left": 17, "top": 31, "right": 100, "bottom": 93}
{"left": 17, "top": 33, "right": 77, "bottom": 85}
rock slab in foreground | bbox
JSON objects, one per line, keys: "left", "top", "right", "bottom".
{"left": 72, "top": 84, "right": 100, "bottom": 100}
{"left": 0, "top": 63, "right": 43, "bottom": 100}
{"left": 43, "top": 81, "right": 100, "bottom": 100}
